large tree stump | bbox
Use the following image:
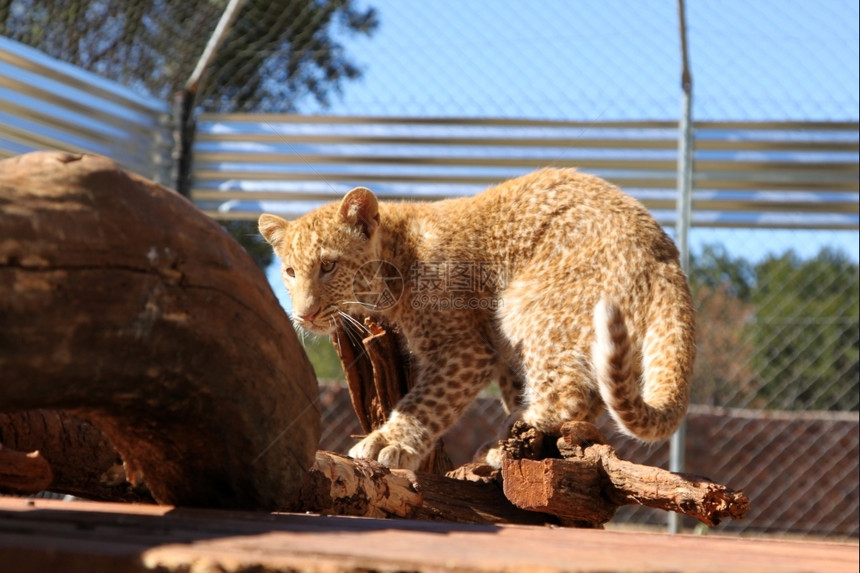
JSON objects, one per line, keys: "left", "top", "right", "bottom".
{"left": 0, "top": 151, "right": 320, "bottom": 510}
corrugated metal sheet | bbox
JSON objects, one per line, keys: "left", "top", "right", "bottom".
{"left": 192, "top": 114, "right": 858, "bottom": 229}
{"left": 0, "top": 36, "right": 172, "bottom": 184}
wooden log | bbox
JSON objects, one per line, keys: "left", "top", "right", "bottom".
{"left": 293, "top": 451, "right": 555, "bottom": 525}
{"left": 403, "top": 466, "right": 555, "bottom": 525}
{"left": 293, "top": 450, "right": 422, "bottom": 519}
{"left": 0, "top": 151, "right": 320, "bottom": 510}
{"left": 501, "top": 421, "right": 750, "bottom": 527}
{"left": 0, "top": 409, "right": 552, "bottom": 526}
{"left": 557, "top": 422, "right": 750, "bottom": 526}
{"left": 501, "top": 456, "right": 616, "bottom": 527}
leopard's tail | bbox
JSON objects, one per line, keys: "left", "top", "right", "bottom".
{"left": 592, "top": 295, "right": 695, "bottom": 441}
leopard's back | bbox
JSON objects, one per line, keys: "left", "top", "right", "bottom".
{"left": 480, "top": 169, "right": 695, "bottom": 439}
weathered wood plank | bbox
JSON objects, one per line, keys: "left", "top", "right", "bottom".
{"left": 0, "top": 497, "right": 856, "bottom": 573}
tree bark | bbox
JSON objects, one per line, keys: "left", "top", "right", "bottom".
{"left": 0, "top": 411, "right": 152, "bottom": 502}
{"left": 0, "top": 151, "right": 320, "bottom": 510}
{"left": 0, "top": 444, "right": 52, "bottom": 495}
{"left": 501, "top": 421, "right": 750, "bottom": 527}
{"left": 295, "top": 451, "right": 555, "bottom": 525}
{"left": 556, "top": 422, "right": 750, "bottom": 526}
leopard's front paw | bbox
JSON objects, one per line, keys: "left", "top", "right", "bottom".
{"left": 348, "top": 430, "right": 422, "bottom": 471}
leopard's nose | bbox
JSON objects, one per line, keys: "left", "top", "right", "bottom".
{"left": 298, "top": 307, "right": 320, "bottom": 322}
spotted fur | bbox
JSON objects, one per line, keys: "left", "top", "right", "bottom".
{"left": 259, "top": 168, "right": 696, "bottom": 470}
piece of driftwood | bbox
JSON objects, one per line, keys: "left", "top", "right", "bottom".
{"left": 501, "top": 421, "right": 750, "bottom": 527}
{"left": 332, "top": 318, "right": 453, "bottom": 475}
{"left": 403, "top": 465, "right": 554, "bottom": 525}
{"left": 0, "top": 151, "right": 320, "bottom": 510}
{"left": 330, "top": 317, "right": 750, "bottom": 528}
{"left": 294, "top": 450, "right": 422, "bottom": 518}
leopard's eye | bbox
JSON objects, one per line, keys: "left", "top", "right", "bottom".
{"left": 284, "top": 267, "right": 295, "bottom": 278}
{"left": 320, "top": 260, "right": 336, "bottom": 274}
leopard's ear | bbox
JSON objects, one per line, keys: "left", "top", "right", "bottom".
{"left": 338, "top": 186, "right": 379, "bottom": 238}
{"left": 258, "top": 213, "right": 289, "bottom": 250}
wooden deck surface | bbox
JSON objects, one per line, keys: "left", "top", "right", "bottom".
{"left": 0, "top": 497, "right": 856, "bottom": 572}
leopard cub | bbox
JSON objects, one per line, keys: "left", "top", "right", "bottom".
{"left": 260, "top": 168, "right": 696, "bottom": 470}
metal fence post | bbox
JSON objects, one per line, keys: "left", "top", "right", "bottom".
{"left": 173, "top": 0, "right": 248, "bottom": 197}
{"left": 669, "top": 0, "right": 695, "bottom": 535}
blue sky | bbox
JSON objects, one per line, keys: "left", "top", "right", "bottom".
{"left": 301, "top": 0, "right": 859, "bottom": 122}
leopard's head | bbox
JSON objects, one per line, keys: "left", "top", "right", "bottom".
{"left": 259, "top": 187, "right": 383, "bottom": 335}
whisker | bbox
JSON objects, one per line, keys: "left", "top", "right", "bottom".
{"left": 338, "top": 314, "right": 365, "bottom": 347}
{"left": 295, "top": 324, "right": 308, "bottom": 345}
{"left": 339, "top": 311, "right": 370, "bottom": 335}
{"left": 340, "top": 299, "right": 380, "bottom": 312}
{"left": 331, "top": 321, "right": 344, "bottom": 354}
{"left": 341, "top": 315, "right": 372, "bottom": 343}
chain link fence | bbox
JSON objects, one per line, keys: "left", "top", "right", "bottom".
{"left": 2, "top": 0, "right": 857, "bottom": 539}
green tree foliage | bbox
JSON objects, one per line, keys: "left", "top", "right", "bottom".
{"left": 301, "top": 334, "right": 345, "bottom": 381}
{"left": 689, "top": 244, "right": 755, "bottom": 301}
{"left": 751, "top": 248, "right": 859, "bottom": 411}
{"left": 688, "top": 246, "right": 757, "bottom": 407}
{"left": 690, "top": 245, "right": 859, "bottom": 412}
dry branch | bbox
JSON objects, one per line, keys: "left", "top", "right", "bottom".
{"left": 294, "top": 451, "right": 555, "bottom": 525}
{"left": 0, "top": 151, "right": 320, "bottom": 510}
{"left": 294, "top": 450, "right": 422, "bottom": 518}
{"left": 502, "top": 422, "right": 750, "bottom": 527}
